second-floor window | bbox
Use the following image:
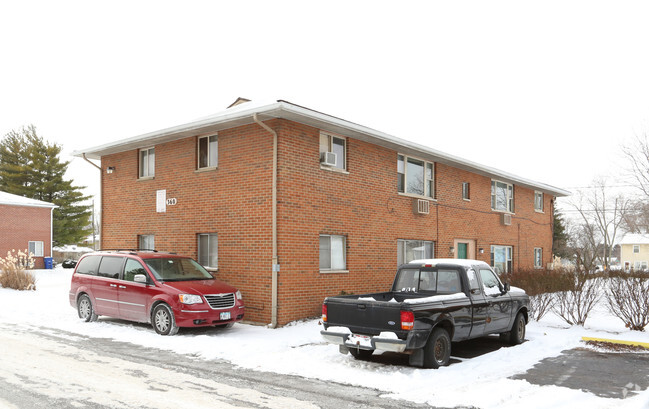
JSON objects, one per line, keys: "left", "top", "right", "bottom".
{"left": 534, "top": 191, "right": 544, "bottom": 212}
{"left": 491, "top": 180, "right": 514, "bottom": 212}
{"left": 320, "top": 132, "right": 346, "bottom": 170}
{"left": 139, "top": 147, "right": 155, "bottom": 178}
{"left": 198, "top": 134, "right": 218, "bottom": 169}
{"left": 398, "top": 155, "right": 434, "bottom": 198}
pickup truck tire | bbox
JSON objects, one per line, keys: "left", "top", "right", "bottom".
{"left": 504, "top": 312, "right": 526, "bottom": 345}
{"left": 423, "top": 327, "right": 451, "bottom": 369}
{"left": 349, "top": 348, "right": 373, "bottom": 360}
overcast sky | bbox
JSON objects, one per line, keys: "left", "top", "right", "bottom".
{"left": 2, "top": 1, "right": 648, "bottom": 210}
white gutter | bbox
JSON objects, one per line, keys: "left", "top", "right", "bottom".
{"left": 253, "top": 113, "right": 279, "bottom": 329}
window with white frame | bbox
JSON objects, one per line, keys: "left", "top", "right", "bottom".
{"left": 397, "top": 239, "right": 434, "bottom": 266}
{"left": 491, "top": 180, "right": 514, "bottom": 212}
{"left": 319, "top": 132, "right": 346, "bottom": 170}
{"left": 319, "top": 235, "right": 346, "bottom": 271}
{"left": 462, "top": 182, "right": 470, "bottom": 200}
{"left": 198, "top": 233, "right": 218, "bottom": 269}
{"left": 491, "top": 245, "right": 512, "bottom": 274}
{"left": 534, "top": 248, "right": 542, "bottom": 269}
{"left": 138, "top": 235, "right": 155, "bottom": 250}
{"left": 139, "top": 147, "right": 155, "bottom": 178}
{"left": 634, "top": 261, "right": 648, "bottom": 271}
{"left": 28, "top": 241, "right": 44, "bottom": 257}
{"left": 633, "top": 245, "right": 640, "bottom": 254}
{"left": 534, "top": 191, "right": 544, "bottom": 212}
{"left": 398, "top": 155, "right": 434, "bottom": 198}
{"left": 198, "top": 134, "right": 218, "bottom": 169}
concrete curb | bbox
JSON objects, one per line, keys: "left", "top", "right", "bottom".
{"left": 582, "top": 336, "right": 649, "bottom": 349}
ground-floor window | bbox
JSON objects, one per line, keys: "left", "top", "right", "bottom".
{"left": 138, "top": 235, "right": 155, "bottom": 250}
{"left": 491, "top": 245, "right": 512, "bottom": 274}
{"left": 534, "top": 248, "right": 543, "bottom": 269}
{"left": 634, "top": 261, "right": 648, "bottom": 271}
{"left": 198, "top": 233, "right": 218, "bottom": 268}
{"left": 397, "top": 239, "right": 434, "bottom": 266}
{"left": 28, "top": 241, "right": 44, "bottom": 257}
{"left": 319, "top": 235, "right": 346, "bottom": 271}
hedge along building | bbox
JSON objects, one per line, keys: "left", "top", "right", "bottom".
{"left": 74, "top": 99, "right": 570, "bottom": 326}
{"left": 0, "top": 191, "right": 57, "bottom": 269}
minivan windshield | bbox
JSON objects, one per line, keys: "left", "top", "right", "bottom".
{"left": 143, "top": 258, "right": 213, "bottom": 282}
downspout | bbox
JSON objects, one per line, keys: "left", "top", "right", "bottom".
{"left": 82, "top": 153, "right": 102, "bottom": 171}
{"left": 253, "top": 113, "right": 279, "bottom": 328}
{"left": 83, "top": 153, "right": 102, "bottom": 250}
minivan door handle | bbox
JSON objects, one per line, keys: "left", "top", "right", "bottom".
{"left": 118, "top": 285, "right": 126, "bottom": 289}
{"left": 109, "top": 284, "right": 117, "bottom": 288}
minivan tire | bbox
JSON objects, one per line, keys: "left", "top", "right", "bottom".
{"left": 152, "top": 303, "right": 179, "bottom": 336}
{"left": 77, "top": 294, "right": 98, "bottom": 322}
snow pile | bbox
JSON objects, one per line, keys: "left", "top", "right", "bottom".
{"left": 0, "top": 268, "right": 648, "bottom": 409}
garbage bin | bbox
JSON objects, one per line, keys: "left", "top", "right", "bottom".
{"left": 44, "top": 257, "right": 54, "bottom": 269}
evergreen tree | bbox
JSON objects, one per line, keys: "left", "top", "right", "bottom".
{"left": 552, "top": 206, "right": 570, "bottom": 259}
{"left": 0, "top": 125, "right": 92, "bottom": 246}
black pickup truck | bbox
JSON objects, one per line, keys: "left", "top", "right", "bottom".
{"left": 321, "top": 259, "right": 529, "bottom": 368}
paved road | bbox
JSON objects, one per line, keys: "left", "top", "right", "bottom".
{"left": 0, "top": 324, "right": 440, "bottom": 409}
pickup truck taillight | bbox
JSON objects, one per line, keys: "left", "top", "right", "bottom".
{"left": 322, "top": 304, "right": 328, "bottom": 322}
{"left": 400, "top": 310, "right": 414, "bottom": 330}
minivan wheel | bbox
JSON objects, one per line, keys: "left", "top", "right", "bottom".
{"left": 152, "top": 303, "right": 179, "bottom": 336}
{"left": 77, "top": 294, "right": 98, "bottom": 322}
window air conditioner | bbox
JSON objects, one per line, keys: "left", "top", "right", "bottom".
{"left": 414, "top": 199, "right": 430, "bottom": 215}
{"left": 502, "top": 213, "right": 512, "bottom": 226}
{"left": 320, "top": 152, "right": 337, "bottom": 166}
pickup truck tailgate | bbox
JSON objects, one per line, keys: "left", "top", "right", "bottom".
{"left": 325, "top": 294, "right": 404, "bottom": 335}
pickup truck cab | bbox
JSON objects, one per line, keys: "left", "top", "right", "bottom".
{"left": 321, "top": 259, "right": 528, "bottom": 368}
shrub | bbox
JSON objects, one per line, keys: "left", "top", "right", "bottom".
{"left": 552, "top": 272, "right": 601, "bottom": 326}
{"left": 0, "top": 249, "right": 36, "bottom": 291}
{"left": 606, "top": 276, "right": 649, "bottom": 331}
{"left": 502, "top": 268, "right": 574, "bottom": 321}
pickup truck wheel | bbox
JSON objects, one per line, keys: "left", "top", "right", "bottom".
{"left": 423, "top": 327, "right": 451, "bottom": 369}
{"left": 349, "top": 348, "right": 373, "bottom": 360}
{"left": 506, "top": 312, "right": 526, "bottom": 345}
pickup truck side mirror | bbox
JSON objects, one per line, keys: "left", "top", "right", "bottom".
{"left": 502, "top": 282, "right": 510, "bottom": 293}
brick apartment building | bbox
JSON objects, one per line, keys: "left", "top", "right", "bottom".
{"left": 0, "top": 191, "right": 56, "bottom": 269}
{"left": 75, "top": 99, "right": 569, "bottom": 325}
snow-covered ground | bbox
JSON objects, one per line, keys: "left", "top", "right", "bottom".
{"left": 1, "top": 268, "right": 648, "bottom": 409}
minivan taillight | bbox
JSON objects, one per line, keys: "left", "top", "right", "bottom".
{"left": 401, "top": 310, "right": 414, "bottom": 330}
{"left": 322, "top": 304, "right": 328, "bottom": 322}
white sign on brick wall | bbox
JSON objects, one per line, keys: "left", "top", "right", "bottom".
{"left": 156, "top": 190, "right": 166, "bottom": 213}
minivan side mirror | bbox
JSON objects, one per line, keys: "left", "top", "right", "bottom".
{"left": 134, "top": 274, "right": 149, "bottom": 284}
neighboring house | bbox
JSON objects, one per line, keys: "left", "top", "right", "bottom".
{"left": 619, "top": 233, "right": 649, "bottom": 271}
{"left": 74, "top": 99, "right": 570, "bottom": 325}
{"left": 53, "top": 245, "right": 94, "bottom": 264}
{"left": 0, "top": 191, "right": 57, "bottom": 269}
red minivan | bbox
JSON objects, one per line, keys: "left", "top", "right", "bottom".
{"left": 69, "top": 250, "right": 244, "bottom": 335}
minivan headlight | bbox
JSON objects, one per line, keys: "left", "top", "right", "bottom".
{"left": 235, "top": 290, "right": 242, "bottom": 300}
{"left": 179, "top": 294, "right": 203, "bottom": 304}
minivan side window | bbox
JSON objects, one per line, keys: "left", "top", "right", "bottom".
{"left": 75, "top": 256, "right": 101, "bottom": 275}
{"left": 97, "top": 256, "right": 124, "bottom": 279}
{"left": 123, "top": 259, "right": 148, "bottom": 282}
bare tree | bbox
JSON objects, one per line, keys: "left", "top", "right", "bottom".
{"left": 622, "top": 133, "right": 649, "bottom": 198}
{"left": 571, "top": 179, "right": 631, "bottom": 269}
{"left": 566, "top": 219, "right": 602, "bottom": 272}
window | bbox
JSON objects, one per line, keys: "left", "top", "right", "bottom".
{"left": 198, "top": 134, "right": 218, "bottom": 169}
{"left": 491, "top": 245, "right": 513, "bottom": 274}
{"left": 320, "top": 132, "right": 346, "bottom": 170}
{"left": 123, "top": 259, "right": 147, "bottom": 282}
{"left": 633, "top": 245, "right": 640, "bottom": 254}
{"left": 139, "top": 235, "right": 155, "bottom": 250}
{"left": 28, "top": 241, "right": 44, "bottom": 257}
{"left": 534, "top": 191, "right": 544, "bottom": 212}
{"left": 480, "top": 268, "right": 503, "bottom": 295}
{"left": 75, "top": 255, "right": 100, "bottom": 275}
{"left": 491, "top": 180, "right": 514, "bottom": 212}
{"left": 397, "top": 239, "right": 434, "bottom": 265}
{"left": 198, "top": 233, "right": 218, "bottom": 269}
{"left": 139, "top": 147, "right": 155, "bottom": 178}
{"left": 462, "top": 182, "right": 470, "bottom": 200}
{"left": 398, "top": 155, "right": 434, "bottom": 198}
{"left": 534, "top": 248, "right": 543, "bottom": 269}
{"left": 97, "top": 256, "right": 124, "bottom": 279}
{"left": 319, "top": 235, "right": 346, "bottom": 271}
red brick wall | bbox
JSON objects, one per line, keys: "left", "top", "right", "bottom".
{"left": 101, "top": 118, "right": 556, "bottom": 325}
{"left": 0, "top": 204, "right": 53, "bottom": 269}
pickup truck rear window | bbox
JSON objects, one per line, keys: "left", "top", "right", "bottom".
{"left": 394, "top": 268, "right": 461, "bottom": 293}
